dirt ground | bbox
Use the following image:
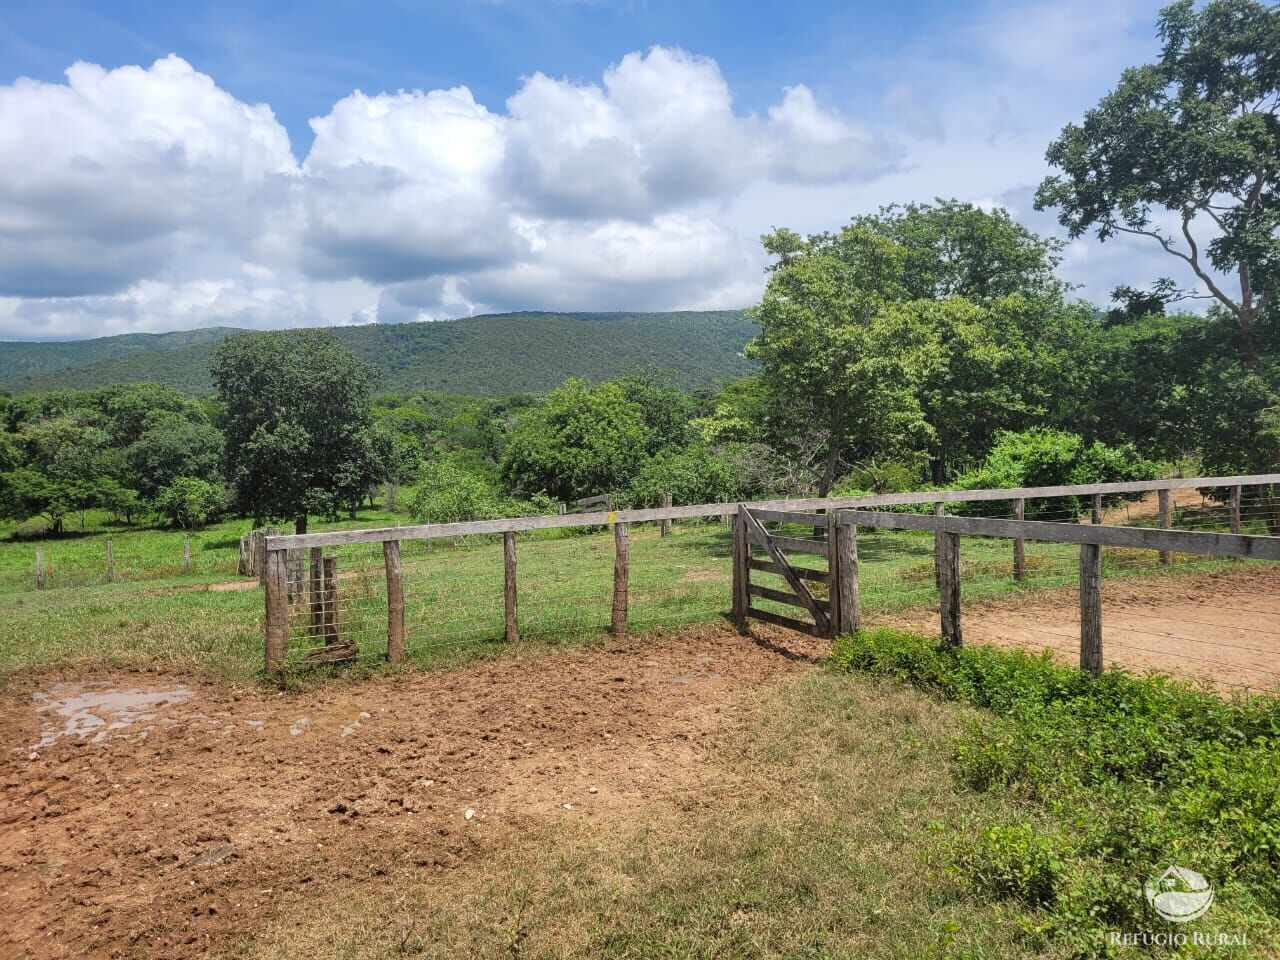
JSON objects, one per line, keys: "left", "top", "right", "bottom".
{"left": 879, "top": 566, "right": 1280, "bottom": 692}
{"left": 0, "top": 625, "right": 824, "bottom": 960}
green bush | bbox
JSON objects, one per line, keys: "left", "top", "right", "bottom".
{"left": 152, "top": 476, "right": 226, "bottom": 529}
{"left": 833, "top": 629, "right": 1280, "bottom": 952}
{"left": 406, "top": 456, "right": 506, "bottom": 524}
{"left": 626, "top": 445, "right": 745, "bottom": 508}
{"left": 952, "top": 428, "right": 1159, "bottom": 518}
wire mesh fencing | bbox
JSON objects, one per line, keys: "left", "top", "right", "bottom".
{"left": 260, "top": 477, "right": 1280, "bottom": 690}
{"left": 275, "top": 519, "right": 738, "bottom": 668}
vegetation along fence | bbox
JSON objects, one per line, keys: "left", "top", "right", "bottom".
{"left": 260, "top": 474, "right": 1280, "bottom": 689}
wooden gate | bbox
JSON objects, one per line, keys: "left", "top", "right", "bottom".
{"left": 731, "top": 504, "right": 856, "bottom": 639}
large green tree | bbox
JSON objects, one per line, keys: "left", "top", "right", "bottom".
{"left": 746, "top": 226, "right": 932, "bottom": 495}
{"left": 499, "top": 378, "right": 650, "bottom": 501}
{"left": 211, "top": 329, "right": 381, "bottom": 533}
{"left": 1036, "top": 0, "right": 1280, "bottom": 362}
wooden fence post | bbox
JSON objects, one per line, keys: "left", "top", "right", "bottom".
{"left": 182, "top": 535, "right": 191, "bottom": 574}
{"left": 322, "top": 553, "right": 339, "bottom": 645}
{"left": 826, "top": 511, "right": 840, "bottom": 635}
{"left": 264, "top": 547, "right": 289, "bottom": 673}
{"left": 611, "top": 522, "right": 629, "bottom": 636}
{"left": 1230, "top": 485, "right": 1242, "bottom": 535}
{"left": 308, "top": 547, "right": 323, "bottom": 639}
{"left": 106, "top": 540, "right": 115, "bottom": 582}
{"left": 835, "top": 513, "right": 859, "bottom": 636}
{"left": 503, "top": 531, "right": 519, "bottom": 643}
{"left": 1157, "top": 489, "right": 1172, "bottom": 566}
{"left": 35, "top": 546, "right": 45, "bottom": 589}
{"left": 1091, "top": 493, "right": 1103, "bottom": 525}
{"left": 384, "top": 540, "right": 405, "bottom": 662}
{"left": 933, "top": 502, "right": 945, "bottom": 588}
{"left": 938, "top": 528, "right": 962, "bottom": 648}
{"left": 1012, "top": 498, "right": 1025, "bottom": 582}
{"left": 660, "top": 493, "right": 673, "bottom": 536}
{"left": 1079, "top": 543, "right": 1103, "bottom": 676}
{"left": 731, "top": 507, "right": 748, "bottom": 632}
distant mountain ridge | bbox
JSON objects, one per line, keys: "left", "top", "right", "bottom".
{"left": 0, "top": 311, "right": 757, "bottom": 396}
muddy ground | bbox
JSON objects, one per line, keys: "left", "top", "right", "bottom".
{"left": 0, "top": 625, "right": 823, "bottom": 959}
{"left": 3, "top": 564, "right": 1278, "bottom": 959}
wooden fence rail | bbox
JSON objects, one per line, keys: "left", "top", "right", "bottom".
{"left": 260, "top": 473, "right": 1280, "bottom": 673}
{"left": 840, "top": 508, "right": 1280, "bottom": 676}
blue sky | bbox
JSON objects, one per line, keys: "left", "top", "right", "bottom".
{"left": 0, "top": 0, "right": 1185, "bottom": 339}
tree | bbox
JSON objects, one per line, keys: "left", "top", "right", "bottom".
{"left": 1036, "top": 0, "right": 1280, "bottom": 363}
{"left": 852, "top": 200, "right": 1066, "bottom": 303}
{"left": 125, "top": 419, "right": 224, "bottom": 501}
{"left": 746, "top": 226, "right": 934, "bottom": 495}
{"left": 211, "top": 330, "right": 381, "bottom": 533}
{"left": 627, "top": 445, "right": 745, "bottom": 507}
{"left": 499, "top": 379, "right": 650, "bottom": 501}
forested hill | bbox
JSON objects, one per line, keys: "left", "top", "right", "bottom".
{"left": 0, "top": 311, "right": 756, "bottom": 395}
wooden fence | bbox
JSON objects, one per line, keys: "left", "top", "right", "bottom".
{"left": 261, "top": 473, "right": 1280, "bottom": 673}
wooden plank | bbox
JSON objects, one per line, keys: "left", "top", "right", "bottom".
{"left": 841, "top": 510, "right": 1280, "bottom": 560}
{"left": 106, "top": 540, "right": 115, "bottom": 583}
{"left": 747, "top": 506, "right": 829, "bottom": 527}
{"left": 264, "top": 548, "right": 289, "bottom": 673}
{"left": 660, "top": 493, "right": 672, "bottom": 536}
{"left": 503, "top": 531, "right": 518, "bottom": 643}
{"left": 1079, "top": 543, "right": 1102, "bottom": 676}
{"left": 611, "top": 522, "right": 629, "bottom": 637}
{"left": 1012, "top": 498, "right": 1025, "bottom": 582}
{"left": 741, "top": 509, "right": 831, "bottom": 634}
{"left": 384, "top": 540, "right": 405, "bottom": 662}
{"left": 732, "top": 509, "right": 748, "bottom": 632}
{"left": 1158, "top": 489, "right": 1172, "bottom": 566}
{"left": 1091, "top": 493, "right": 1103, "bottom": 525}
{"left": 836, "top": 514, "right": 859, "bottom": 635}
{"left": 939, "top": 531, "right": 962, "bottom": 648}
{"left": 746, "top": 606, "right": 824, "bottom": 637}
{"left": 762, "top": 535, "right": 829, "bottom": 556}
{"left": 309, "top": 547, "right": 323, "bottom": 639}
{"left": 826, "top": 512, "right": 840, "bottom": 634}
{"left": 933, "top": 503, "right": 945, "bottom": 589}
{"left": 263, "top": 473, "right": 1280, "bottom": 551}
{"left": 748, "top": 558, "right": 827, "bottom": 582}
{"left": 322, "top": 553, "right": 339, "bottom": 645}
{"left": 749, "top": 582, "right": 830, "bottom": 612}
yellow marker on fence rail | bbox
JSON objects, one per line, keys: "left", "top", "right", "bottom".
{"left": 607, "top": 511, "right": 616, "bottom": 524}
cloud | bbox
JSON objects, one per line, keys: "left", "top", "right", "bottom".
{"left": 0, "top": 55, "right": 295, "bottom": 300}
{"left": 0, "top": 6, "right": 1209, "bottom": 340}
{"left": 0, "top": 47, "right": 903, "bottom": 338}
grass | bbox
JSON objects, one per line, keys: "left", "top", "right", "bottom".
{"left": 0, "top": 502, "right": 1262, "bottom": 690}
{"left": 834, "top": 629, "right": 1280, "bottom": 957}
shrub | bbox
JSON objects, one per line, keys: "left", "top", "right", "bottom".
{"left": 407, "top": 457, "right": 506, "bottom": 524}
{"left": 833, "top": 629, "right": 1280, "bottom": 949}
{"left": 153, "top": 476, "right": 226, "bottom": 529}
{"left": 627, "top": 445, "right": 745, "bottom": 508}
{"left": 952, "top": 428, "right": 1158, "bottom": 518}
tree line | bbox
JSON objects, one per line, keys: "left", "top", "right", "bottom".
{"left": 0, "top": 0, "right": 1275, "bottom": 537}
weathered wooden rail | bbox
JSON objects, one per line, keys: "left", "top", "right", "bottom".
{"left": 261, "top": 473, "right": 1280, "bottom": 672}
{"left": 838, "top": 509, "right": 1280, "bottom": 674}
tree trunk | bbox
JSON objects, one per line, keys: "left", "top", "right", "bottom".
{"left": 295, "top": 515, "right": 308, "bottom": 535}
{"left": 820, "top": 442, "right": 839, "bottom": 497}
{"left": 930, "top": 450, "right": 946, "bottom": 486}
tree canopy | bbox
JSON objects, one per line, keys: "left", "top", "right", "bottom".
{"left": 1036, "top": 0, "right": 1280, "bottom": 362}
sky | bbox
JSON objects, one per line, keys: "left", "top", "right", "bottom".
{"left": 0, "top": 0, "right": 1189, "bottom": 341}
